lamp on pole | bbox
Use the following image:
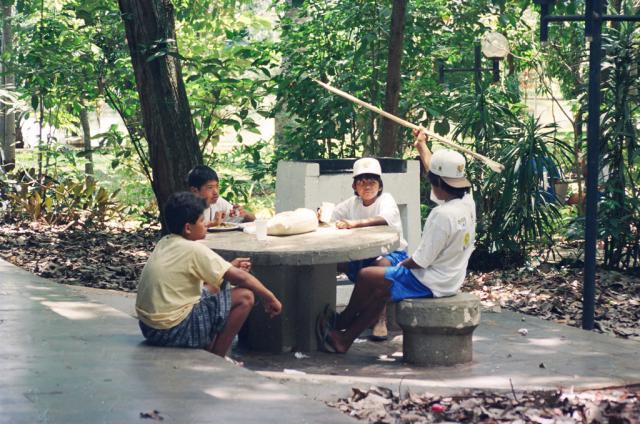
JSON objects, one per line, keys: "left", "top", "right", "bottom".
{"left": 533, "top": 0, "right": 640, "bottom": 330}
{"left": 437, "top": 32, "right": 510, "bottom": 93}
{"left": 480, "top": 32, "right": 510, "bottom": 83}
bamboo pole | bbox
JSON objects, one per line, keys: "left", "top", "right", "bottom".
{"left": 314, "top": 79, "right": 505, "bottom": 173}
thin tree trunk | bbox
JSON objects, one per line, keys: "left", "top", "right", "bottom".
{"left": 1, "top": 4, "right": 15, "bottom": 171}
{"left": 574, "top": 109, "right": 585, "bottom": 216}
{"left": 37, "top": 94, "right": 43, "bottom": 180}
{"left": 274, "top": 0, "right": 300, "bottom": 148}
{"left": 379, "top": 0, "right": 407, "bottom": 157}
{"left": 79, "top": 100, "right": 94, "bottom": 183}
{"left": 118, "top": 0, "right": 202, "bottom": 231}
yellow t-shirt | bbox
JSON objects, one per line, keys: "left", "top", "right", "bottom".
{"left": 136, "top": 234, "right": 232, "bottom": 329}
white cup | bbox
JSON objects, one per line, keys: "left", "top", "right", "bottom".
{"left": 255, "top": 219, "right": 268, "bottom": 241}
{"left": 319, "top": 202, "right": 335, "bottom": 223}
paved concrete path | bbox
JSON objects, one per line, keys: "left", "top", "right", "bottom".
{"left": 0, "top": 259, "right": 356, "bottom": 424}
{"left": 245, "top": 308, "right": 640, "bottom": 401}
{"left": 66, "top": 274, "right": 640, "bottom": 405}
{"left": 3, "top": 258, "right": 640, "bottom": 423}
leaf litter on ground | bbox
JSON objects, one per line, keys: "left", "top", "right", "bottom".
{"left": 466, "top": 266, "right": 640, "bottom": 341}
{"left": 328, "top": 385, "right": 640, "bottom": 423}
{"left": 0, "top": 221, "right": 157, "bottom": 292}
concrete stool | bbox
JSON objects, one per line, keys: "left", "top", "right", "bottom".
{"left": 396, "top": 293, "right": 481, "bottom": 366}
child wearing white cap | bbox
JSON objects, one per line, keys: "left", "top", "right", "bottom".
{"left": 317, "top": 130, "right": 476, "bottom": 354}
{"left": 322, "top": 157, "right": 408, "bottom": 341}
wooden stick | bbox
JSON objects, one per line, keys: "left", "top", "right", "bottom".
{"left": 314, "top": 79, "right": 505, "bottom": 173}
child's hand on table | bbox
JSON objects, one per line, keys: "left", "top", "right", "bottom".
{"left": 230, "top": 205, "right": 247, "bottom": 219}
{"left": 231, "top": 257, "right": 252, "bottom": 272}
{"left": 336, "top": 219, "right": 356, "bottom": 229}
{"left": 208, "top": 211, "right": 226, "bottom": 227}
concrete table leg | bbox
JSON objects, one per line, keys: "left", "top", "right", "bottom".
{"left": 240, "top": 264, "right": 336, "bottom": 353}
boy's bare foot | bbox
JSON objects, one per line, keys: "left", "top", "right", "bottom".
{"left": 327, "top": 330, "right": 349, "bottom": 354}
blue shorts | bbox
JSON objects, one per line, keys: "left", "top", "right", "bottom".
{"left": 384, "top": 265, "right": 433, "bottom": 302}
{"left": 347, "top": 250, "right": 408, "bottom": 282}
{"left": 139, "top": 287, "right": 231, "bottom": 349}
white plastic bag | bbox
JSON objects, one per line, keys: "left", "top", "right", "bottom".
{"left": 267, "top": 208, "right": 318, "bottom": 236}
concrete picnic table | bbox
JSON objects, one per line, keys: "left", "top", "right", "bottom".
{"left": 200, "top": 225, "right": 400, "bottom": 352}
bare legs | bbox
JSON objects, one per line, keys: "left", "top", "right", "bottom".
{"left": 328, "top": 267, "right": 392, "bottom": 353}
{"left": 207, "top": 288, "right": 254, "bottom": 357}
{"left": 336, "top": 257, "right": 391, "bottom": 335}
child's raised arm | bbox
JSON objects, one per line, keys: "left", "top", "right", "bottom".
{"left": 413, "top": 129, "right": 432, "bottom": 172}
{"left": 223, "top": 267, "right": 282, "bottom": 318}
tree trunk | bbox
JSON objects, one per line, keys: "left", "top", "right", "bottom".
{"left": 118, "top": 0, "right": 202, "bottom": 230}
{"left": 379, "top": 0, "right": 407, "bottom": 157}
{"left": 79, "top": 100, "right": 94, "bottom": 183}
{"left": 1, "top": 4, "right": 15, "bottom": 171}
{"left": 274, "top": 1, "right": 300, "bottom": 148}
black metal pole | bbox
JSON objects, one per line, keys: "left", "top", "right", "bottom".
{"left": 535, "top": 0, "right": 640, "bottom": 330}
{"left": 437, "top": 59, "right": 445, "bottom": 84}
{"left": 492, "top": 59, "right": 500, "bottom": 83}
{"left": 583, "top": 0, "right": 603, "bottom": 330}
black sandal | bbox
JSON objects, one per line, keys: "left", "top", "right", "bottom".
{"left": 315, "top": 312, "right": 337, "bottom": 353}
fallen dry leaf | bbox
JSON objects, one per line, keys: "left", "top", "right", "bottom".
{"left": 139, "top": 410, "right": 163, "bottom": 420}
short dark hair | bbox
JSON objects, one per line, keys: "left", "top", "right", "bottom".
{"left": 187, "top": 165, "right": 219, "bottom": 189}
{"left": 352, "top": 173, "right": 384, "bottom": 197}
{"left": 164, "top": 192, "right": 207, "bottom": 235}
{"left": 427, "top": 171, "right": 469, "bottom": 199}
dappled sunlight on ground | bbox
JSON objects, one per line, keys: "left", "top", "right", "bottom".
{"left": 24, "top": 284, "right": 54, "bottom": 291}
{"left": 204, "top": 386, "right": 298, "bottom": 401}
{"left": 41, "top": 301, "right": 129, "bottom": 320}
{"left": 186, "top": 364, "right": 227, "bottom": 373}
{"left": 526, "top": 337, "right": 567, "bottom": 347}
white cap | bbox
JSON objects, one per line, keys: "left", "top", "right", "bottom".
{"left": 430, "top": 150, "right": 471, "bottom": 188}
{"left": 352, "top": 158, "right": 382, "bottom": 177}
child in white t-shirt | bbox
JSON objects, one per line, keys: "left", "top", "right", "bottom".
{"left": 187, "top": 165, "right": 255, "bottom": 227}
{"left": 323, "top": 157, "right": 408, "bottom": 341}
{"left": 317, "top": 131, "right": 476, "bottom": 354}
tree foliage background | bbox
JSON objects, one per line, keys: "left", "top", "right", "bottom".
{"left": 1, "top": 0, "right": 639, "bottom": 270}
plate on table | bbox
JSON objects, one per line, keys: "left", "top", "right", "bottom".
{"left": 207, "top": 222, "right": 241, "bottom": 232}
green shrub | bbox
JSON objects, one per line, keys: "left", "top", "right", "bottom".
{"left": 1, "top": 168, "right": 125, "bottom": 226}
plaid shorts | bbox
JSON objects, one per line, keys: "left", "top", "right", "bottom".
{"left": 139, "top": 286, "right": 232, "bottom": 349}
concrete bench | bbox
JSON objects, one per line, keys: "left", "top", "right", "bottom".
{"left": 396, "top": 293, "right": 481, "bottom": 366}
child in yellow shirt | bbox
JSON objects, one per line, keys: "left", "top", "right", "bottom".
{"left": 136, "top": 192, "right": 281, "bottom": 359}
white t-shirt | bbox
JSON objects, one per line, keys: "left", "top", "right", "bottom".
{"left": 410, "top": 193, "right": 476, "bottom": 297}
{"left": 331, "top": 192, "right": 408, "bottom": 251}
{"left": 203, "top": 197, "right": 234, "bottom": 225}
